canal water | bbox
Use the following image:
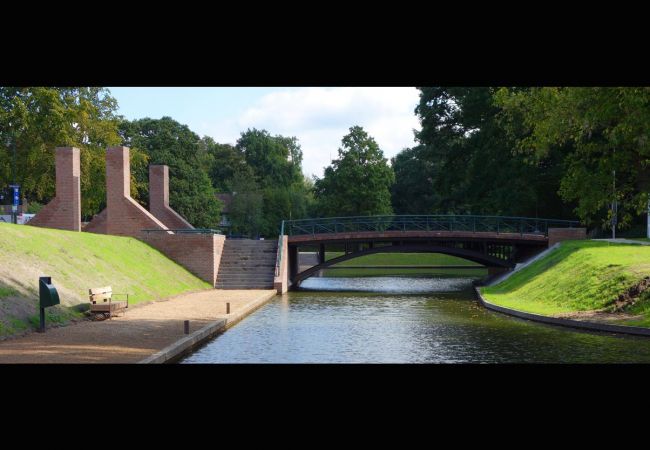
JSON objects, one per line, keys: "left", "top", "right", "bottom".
{"left": 180, "top": 276, "right": 650, "bottom": 363}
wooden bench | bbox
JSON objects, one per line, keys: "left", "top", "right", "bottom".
{"left": 88, "top": 286, "right": 129, "bottom": 319}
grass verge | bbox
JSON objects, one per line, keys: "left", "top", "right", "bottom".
{"left": 480, "top": 240, "right": 650, "bottom": 319}
{"left": 0, "top": 223, "right": 211, "bottom": 337}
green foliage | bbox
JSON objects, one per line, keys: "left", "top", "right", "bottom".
{"left": 495, "top": 87, "right": 650, "bottom": 230}
{"left": 237, "top": 128, "right": 303, "bottom": 189}
{"left": 118, "top": 117, "right": 222, "bottom": 228}
{"left": 404, "top": 87, "right": 573, "bottom": 218}
{"left": 314, "top": 126, "right": 394, "bottom": 217}
{"left": 200, "top": 137, "right": 251, "bottom": 192}
{"left": 391, "top": 145, "right": 436, "bottom": 214}
{"left": 0, "top": 87, "right": 123, "bottom": 218}
{"left": 0, "top": 283, "right": 18, "bottom": 298}
{"left": 228, "top": 171, "right": 264, "bottom": 237}
{"left": 229, "top": 128, "right": 311, "bottom": 236}
{"left": 25, "top": 201, "right": 43, "bottom": 214}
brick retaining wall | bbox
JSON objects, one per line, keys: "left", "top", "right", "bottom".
{"left": 141, "top": 232, "right": 225, "bottom": 286}
{"left": 548, "top": 227, "right": 586, "bottom": 246}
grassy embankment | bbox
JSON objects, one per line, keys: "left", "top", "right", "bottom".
{"left": 481, "top": 240, "right": 650, "bottom": 325}
{"left": 321, "top": 252, "right": 486, "bottom": 277}
{"left": 0, "top": 223, "right": 211, "bottom": 337}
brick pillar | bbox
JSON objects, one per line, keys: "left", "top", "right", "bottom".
{"left": 548, "top": 228, "right": 586, "bottom": 247}
{"left": 28, "top": 147, "right": 81, "bottom": 231}
{"left": 150, "top": 165, "right": 169, "bottom": 211}
{"left": 104, "top": 146, "right": 169, "bottom": 237}
{"left": 149, "top": 165, "right": 193, "bottom": 229}
{"left": 106, "top": 146, "right": 131, "bottom": 208}
{"left": 55, "top": 147, "right": 81, "bottom": 231}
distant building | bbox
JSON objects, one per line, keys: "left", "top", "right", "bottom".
{"left": 216, "top": 193, "right": 233, "bottom": 231}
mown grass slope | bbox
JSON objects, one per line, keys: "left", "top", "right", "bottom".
{"left": 322, "top": 252, "right": 486, "bottom": 277}
{"left": 0, "top": 223, "right": 211, "bottom": 336}
{"left": 481, "top": 240, "right": 650, "bottom": 316}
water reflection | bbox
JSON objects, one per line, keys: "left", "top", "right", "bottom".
{"left": 181, "top": 277, "right": 650, "bottom": 363}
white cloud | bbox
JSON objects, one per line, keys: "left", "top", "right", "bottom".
{"left": 198, "top": 87, "right": 421, "bottom": 179}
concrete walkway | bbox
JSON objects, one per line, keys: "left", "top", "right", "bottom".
{"left": 0, "top": 289, "right": 277, "bottom": 363}
{"left": 593, "top": 238, "right": 650, "bottom": 245}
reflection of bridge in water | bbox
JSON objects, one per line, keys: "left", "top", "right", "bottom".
{"left": 273, "top": 215, "right": 585, "bottom": 290}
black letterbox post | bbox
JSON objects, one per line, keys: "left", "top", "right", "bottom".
{"left": 39, "top": 276, "right": 60, "bottom": 332}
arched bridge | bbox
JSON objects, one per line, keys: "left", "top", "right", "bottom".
{"left": 273, "top": 215, "right": 584, "bottom": 290}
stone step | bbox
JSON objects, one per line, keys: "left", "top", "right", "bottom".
{"left": 217, "top": 275, "right": 275, "bottom": 281}
{"left": 217, "top": 287, "right": 275, "bottom": 290}
{"left": 221, "top": 258, "right": 275, "bottom": 264}
{"left": 220, "top": 262, "right": 275, "bottom": 266}
{"left": 221, "top": 253, "right": 277, "bottom": 260}
{"left": 218, "top": 270, "right": 275, "bottom": 274}
{"left": 220, "top": 255, "right": 277, "bottom": 259}
{"left": 217, "top": 239, "right": 277, "bottom": 289}
{"left": 220, "top": 253, "right": 276, "bottom": 256}
{"left": 216, "top": 284, "right": 275, "bottom": 288}
{"left": 222, "top": 243, "right": 277, "bottom": 247}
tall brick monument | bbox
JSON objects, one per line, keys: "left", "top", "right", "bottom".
{"left": 28, "top": 147, "right": 81, "bottom": 231}
{"left": 30, "top": 145, "right": 225, "bottom": 287}
{"left": 149, "top": 165, "right": 193, "bottom": 230}
{"left": 85, "top": 146, "right": 169, "bottom": 236}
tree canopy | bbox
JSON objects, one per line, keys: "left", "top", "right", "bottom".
{"left": 495, "top": 87, "right": 650, "bottom": 230}
{"left": 314, "top": 126, "right": 394, "bottom": 217}
{"left": 0, "top": 87, "right": 126, "bottom": 219}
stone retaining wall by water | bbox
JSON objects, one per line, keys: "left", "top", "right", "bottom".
{"left": 474, "top": 286, "right": 650, "bottom": 337}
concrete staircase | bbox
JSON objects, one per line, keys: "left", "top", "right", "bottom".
{"left": 216, "top": 239, "right": 278, "bottom": 289}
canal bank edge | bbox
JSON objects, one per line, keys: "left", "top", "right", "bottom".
{"left": 138, "top": 290, "right": 278, "bottom": 364}
{"left": 473, "top": 286, "right": 650, "bottom": 337}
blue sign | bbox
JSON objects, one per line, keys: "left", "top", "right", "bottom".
{"left": 13, "top": 186, "right": 19, "bottom": 206}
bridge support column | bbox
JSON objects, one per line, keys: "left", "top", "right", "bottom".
{"left": 289, "top": 245, "right": 299, "bottom": 281}
{"left": 318, "top": 244, "right": 325, "bottom": 264}
{"left": 487, "top": 266, "right": 509, "bottom": 276}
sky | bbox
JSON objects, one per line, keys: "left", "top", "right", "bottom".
{"left": 108, "top": 87, "right": 422, "bottom": 179}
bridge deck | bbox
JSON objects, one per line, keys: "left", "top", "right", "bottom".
{"left": 288, "top": 230, "right": 549, "bottom": 244}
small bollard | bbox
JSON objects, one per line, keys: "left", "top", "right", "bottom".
{"left": 184, "top": 320, "right": 190, "bottom": 334}
{"left": 226, "top": 302, "right": 230, "bottom": 314}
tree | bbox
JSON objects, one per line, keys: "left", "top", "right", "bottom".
{"left": 495, "top": 87, "right": 650, "bottom": 230}
{"left": 0, "top": 87, "right": 125, "bottom": 219}
{"left": 391, "top": 145, "right": 437, "bottom": 214}
{"left": 200, "top": 137, "right": 252, "bottom": 193}
{"left": 228, "top": 171, "right": 263, "bottom": 238}
{"left": 409, "top": 87, "right": 572, "bottom": 218}
{"left": 314, "top": 126, "right": 394, "bottom": 217}
{"left": 236, "top": 128, "right": 303, "bottom": 189}
{"left": 235, "top": 128, "right": 311, "bottom": 235}
{"left": 118, "top": 117, "right": 222, "bottom": 228}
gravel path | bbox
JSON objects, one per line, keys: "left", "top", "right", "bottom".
{"left": 0, "top": 289, "right": 276, "bottom": 363}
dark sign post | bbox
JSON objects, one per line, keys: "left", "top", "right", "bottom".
{"left": 38, "top": 276, "right": 60, "bottom": 332}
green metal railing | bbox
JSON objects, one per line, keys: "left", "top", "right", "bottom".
{"left": 273, "top": 214, "right": 580, "bottom": 277}
{"left": 281, "top": 215, "right": 580, "bottom": 237}
{"left": 141, "top": 228, "right": 222, "bottom": 234}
